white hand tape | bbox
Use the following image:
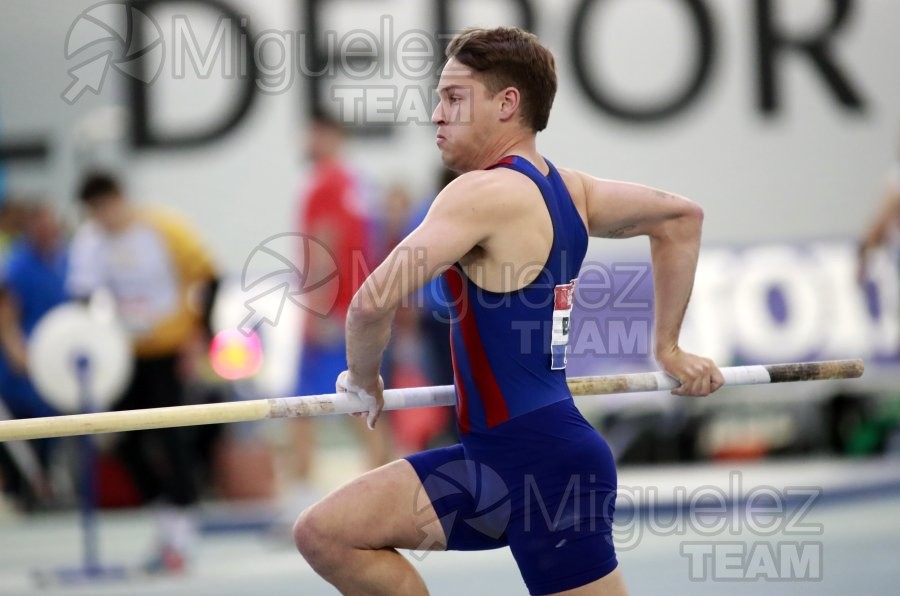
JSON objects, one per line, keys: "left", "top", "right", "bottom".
{"left": 336, "top": 371, "right": 379, "bottom": 430}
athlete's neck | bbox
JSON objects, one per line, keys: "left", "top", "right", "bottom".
{"left": 477, "top": 131, "right": 546, "bottom": 174}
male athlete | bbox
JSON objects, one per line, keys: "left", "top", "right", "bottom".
{"left": 294, "top": 27, "right": 724, "bottom": 595}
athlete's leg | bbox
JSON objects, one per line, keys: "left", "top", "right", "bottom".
{"left": 293, "top": 459, "right": 444, "bottom": 595}
{"left": 547, "top": 568, "right": 629, "bottom": 596}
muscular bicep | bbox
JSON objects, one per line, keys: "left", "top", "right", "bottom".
{"left": 353, "top": 174, "right": 496, "bottom": 314}
{"left": 581, "top": 173, "right": 703, "bottom": 239}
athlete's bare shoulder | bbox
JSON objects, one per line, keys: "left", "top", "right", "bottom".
{"left": 430, "top": 167, "right": 537, "bottom": 222}
{"left": 555, "top": 166, "right": 590, "bottom": 211}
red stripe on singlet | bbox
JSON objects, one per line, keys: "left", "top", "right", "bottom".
{"left": 445, "top": 267, "right": 510, "bottom": 429}
{"left": 445, "top": 268, "right": 471, "bottom": 434}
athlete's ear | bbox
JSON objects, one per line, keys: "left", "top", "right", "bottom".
{"left": 497, "top": 87, "right": 521, "bottom": 123}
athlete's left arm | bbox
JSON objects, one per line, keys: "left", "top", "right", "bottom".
{"left": 573, "top": 172, "right": 724, "bottom": 397}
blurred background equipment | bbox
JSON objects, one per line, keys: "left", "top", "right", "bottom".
{"left": 27, "top": 303, "right": 132, "bottom": 415}
{"left": 27, "top": 302, "right": 132, "bottom": 584}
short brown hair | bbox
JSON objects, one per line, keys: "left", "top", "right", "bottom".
{"left": 446, "top": 27, "right": 557, "bottom": 132}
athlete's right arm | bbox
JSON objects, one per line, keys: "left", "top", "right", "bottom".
{"left": 342, "top": 171, "right": 506, "bottom": 424}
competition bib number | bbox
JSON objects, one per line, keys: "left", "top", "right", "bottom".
{"left": 551, "top": 280, "right": 576, "bottom": 370}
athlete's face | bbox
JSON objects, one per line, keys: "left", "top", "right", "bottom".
{"left": 432, "top": 58, "right": 499, "bottom": 172}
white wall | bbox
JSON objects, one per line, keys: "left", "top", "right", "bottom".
{"left": 3, "top": 0, "right": 899, "bottom": 271}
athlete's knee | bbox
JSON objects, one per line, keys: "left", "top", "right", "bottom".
{"left": 293, "top": 503, "right": 342, "bottom": 571}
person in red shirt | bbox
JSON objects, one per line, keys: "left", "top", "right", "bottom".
{"left": 289, "top": 112, "right": 392, "bottom": 488}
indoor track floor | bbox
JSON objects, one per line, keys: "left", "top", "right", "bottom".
{"left": 1, "top": 456, "right": 898, "bottom": 595}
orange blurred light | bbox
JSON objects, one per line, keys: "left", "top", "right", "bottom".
{"left": 209, "top": 329, "right": 263, "bottom": 380}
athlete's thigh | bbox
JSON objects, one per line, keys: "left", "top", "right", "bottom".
{"left": 548, "top": 567, "right": 628, "bottom": 596}
{"left": 406, "top": 444, "right": 510, "bottom": 551}
{"left": 306, "top": 457, "right": 445, "bottom": 552}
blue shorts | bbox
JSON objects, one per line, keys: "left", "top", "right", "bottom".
{"left": 406, "top": 398, "right": 618, "bottom": 595}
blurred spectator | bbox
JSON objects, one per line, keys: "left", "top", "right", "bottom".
{"left": 67, "top": 172, "right": 218, "bottom": 573}
{"left": 375, "top": 183, "right": 415, "bottom": 261}
{"left": 0, "top": 201, "right": 68, "bottom": 504}
{"left": 372, "top": 183, "right": 416, "bottom": 390}
{"left": 395, "top": 168, "right": 459, "bottom": 449}
{"left": 290, "top": 111, "right": 392, "bottom": 489}
{"left": 408, "top": 168, "right": 458, "bottom": 389}
{"left": 368, "top": 183, "right": 439, "bottom": 453}
{"left": 858, "top": 145, "right": 900, "bottom": 282}
{"left": 0, "top": 199, "right": 27, "bottom": 261}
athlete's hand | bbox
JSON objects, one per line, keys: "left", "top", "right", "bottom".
{"left": 656, "top": 346, "right": 724, "bottom": 397}
{"left": 336, "top": 370, "right": 384, "bottom": 430}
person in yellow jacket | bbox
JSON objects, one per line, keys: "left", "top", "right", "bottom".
{"left": 67, "top": 172, "right": 219, "bottom": 573}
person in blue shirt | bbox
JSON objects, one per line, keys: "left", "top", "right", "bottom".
{"left": 0, "top": 202, "right": 69, "bottom": 408}
{"left": 0, "top": 202, "right": 68, "bottom": 500}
